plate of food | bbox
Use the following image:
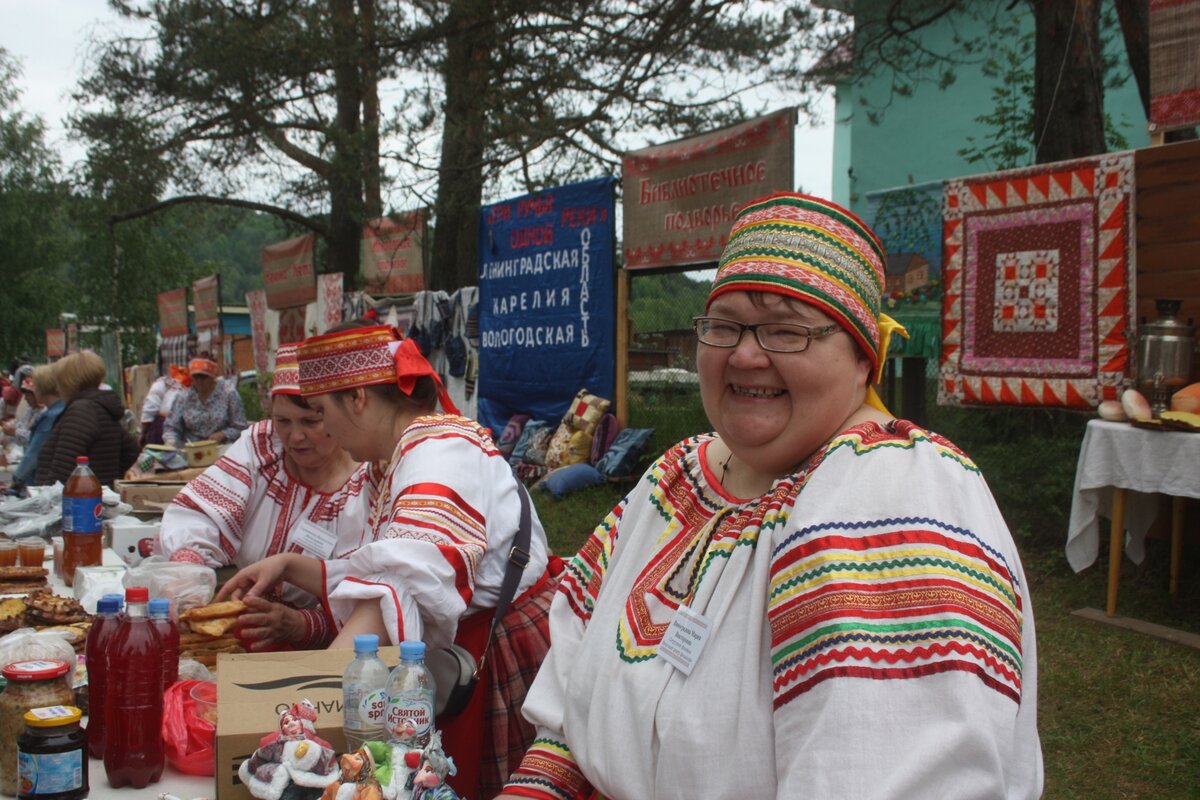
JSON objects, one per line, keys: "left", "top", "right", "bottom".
{"left": 1159, "top": 411, "right": 1200, "bottom": 432}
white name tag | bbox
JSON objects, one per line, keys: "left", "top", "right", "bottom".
{"left": 657, "top": 604, "right": 712, "bottom": 675}
{"left": 291, "top": 519, "right": 338, "bottom": 559}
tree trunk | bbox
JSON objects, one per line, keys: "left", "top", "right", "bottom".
{"left": 429, "top": 0, "right": 494, "bottom": 292}
{"left": 1033, "top": 0, "right": 1105, "bottom": 163}
{"left": 359, "top": 0, "right": 383, "bottom": 218}
{"left": 328, "top": 0, "right": 367, "bottom": 288}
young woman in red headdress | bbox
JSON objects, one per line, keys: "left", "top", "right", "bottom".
{"left": 218, "top": 324, "right": 562, "bottom": 800}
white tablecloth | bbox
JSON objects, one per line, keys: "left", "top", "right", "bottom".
{"left": 1066, "top": 419, "right": 1200, "bottom": 571}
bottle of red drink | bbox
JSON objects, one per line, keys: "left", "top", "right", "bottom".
{"left": 104, "top": 586, "right": 165, "bottom": 788}
{"left": 62, "top": 456, "right": 103, "bottom": 586}
{"left": 148, "top": 598, "right": 179, "bottom": 688}
{"left": 85, "top": 593, "right": 124, "bottom": 758}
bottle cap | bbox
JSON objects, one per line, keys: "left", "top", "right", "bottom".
{"left": 354, "top": 634, "right": 380, "bottom": 654}
{"left": 2, "top": 660, "right": 70, "bottom": 681}
{"left": 149, "top": 598, "right": 170, "bottom": 615}
{"left": 23, "top": 706, "right": 83, "bottom": 727}
{"left": 399, "top": 640, "right": 426, "bottom": 660}
{"left": 125, "top": 586, "right": 150, "bottom": 603}
{"left": 75, "top": 456, "right": 89, "bottom": 464}
{"left": 97, "top": 596, "right": 122, "bottom": 613}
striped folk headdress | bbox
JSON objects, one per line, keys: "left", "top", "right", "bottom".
{"left": 708, "top": 192, "right": 905, "bottom": 382}
{"left": 270, "top": 342, "right": 302, "bottom": 396}
{"left": 297, "top": 324, "right": 459, "bottom": 414}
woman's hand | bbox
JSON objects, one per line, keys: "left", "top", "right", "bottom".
{"left": 236, "top": 596, "right": 307, "bottom": 650}
{"left": 216, "top": 553, "right": 295, "bottom": 601}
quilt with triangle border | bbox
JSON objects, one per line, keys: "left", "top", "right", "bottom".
{"left": 939, "top": 153, "right": 1136, "bottom": 409}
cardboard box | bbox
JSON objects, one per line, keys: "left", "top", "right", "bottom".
{"left": 114, "top": 478, "right": 188, "bottom": 512}
{"left": 215, "top": 647, "right": 401, "bottom": 800}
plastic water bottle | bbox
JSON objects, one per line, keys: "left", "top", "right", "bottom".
{"left": 62, "top": 456, "right": 103, "bottom": 586}
{"left": 385, "top": 640, "right": 436, "bottom": 748}
{"left": 85, "top": 593, "right": 124, "bottom": 758}
{"left": 103, "top": 586, "right": 164, "bottom": 788}
{"left": 148, "top": 598, "right": 180, "bottom": 688}
{"left": 342, "top": 634, "right": 390, "bottom": 751}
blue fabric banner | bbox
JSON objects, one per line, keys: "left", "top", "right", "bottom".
{"left": 477, "top": 176, "right": 617, "bottom": 436}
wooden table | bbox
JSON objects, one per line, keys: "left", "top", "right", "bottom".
{"left": 1066, "top": 419, "right": 1200, "bottom": 616}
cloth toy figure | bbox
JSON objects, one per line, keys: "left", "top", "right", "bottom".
{"left": 403, "top": 732, "right": 459, "bottom": 800}
{"left": 239, "top": 702, "right": 340, "bottom": 800}
{"left": 319, "top": 747, "right": 383, "bottom": 800}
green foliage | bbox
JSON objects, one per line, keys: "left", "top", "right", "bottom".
{"left": 628, "top": 272, "right": 710, "bottom": 334}
{"left": 0, "top": 51, "right": 73, "bottom": 362}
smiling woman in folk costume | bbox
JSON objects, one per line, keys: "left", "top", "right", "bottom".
{"left": 159, "top": 343, "right": 378, "bottom": 649}
{"left": 499, "top": 193, "right": 1042, "bottom": 800}
{"left": 218, "top": 323, "right": 562, "bottom": 800}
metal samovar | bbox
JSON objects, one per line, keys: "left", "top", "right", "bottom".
{"left": 1137, "top": 298, "right": 1196, "bottom": 416}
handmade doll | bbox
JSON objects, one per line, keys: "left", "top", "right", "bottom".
{"left": 404, "top": 732, "right": 459, "bottom": 800}
{"left": 320, "top": 747, "right": 384, "bottom": 800}
{"left": 239, "top": 702, "right": 340, "bottom": 800}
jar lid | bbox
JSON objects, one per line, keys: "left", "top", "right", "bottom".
{"left": 2, "top": 659, "right": 70, "bottom": 681}
{"left": 23, "top": 706, "right": 82, "bottom": 727}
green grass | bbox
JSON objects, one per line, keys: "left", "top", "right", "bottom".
{"left": 530, "top": 384, "right": 1200, "bottom": 799}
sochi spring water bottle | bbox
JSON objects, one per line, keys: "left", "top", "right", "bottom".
{"left": 384, "top": 640, "right": 436, "bottom": 748}
{"left": 342, "top": 633, "right": 390, "bottom": 751}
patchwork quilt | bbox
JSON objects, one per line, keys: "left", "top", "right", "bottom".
{"left": 939, "top": 153, "right": 1136, "bottom": 408}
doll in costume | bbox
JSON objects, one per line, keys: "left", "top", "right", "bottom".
{"left": 240, "top": 701, "right": 339, "bottom": 800}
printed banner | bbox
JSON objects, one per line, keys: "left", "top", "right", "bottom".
{"left": 157, "top": 288, "right": 189, "bottom": 337}
{"left": 193, "top": 275, "right": 220, "bottom": 330}
{"left": 622, "top": 108, "right": 795, "bottom": 270}
{"left": 477, "top": 176, "right": 617, "bottom": 436}
{"left": 46, "top": 329, "right": 65, "bottom": 358}
{"left": 362, "top": 210, "right": 427, "bottom": 294}
{"left": 1149, "top": 0, "right": 1200, "bottom": 132}
{"left": 262, "top": 234, "right": 317, "bottom": 310}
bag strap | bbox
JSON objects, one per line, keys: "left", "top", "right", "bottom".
{"left": 473, "top": 479, "right": 532, "bottom": 678}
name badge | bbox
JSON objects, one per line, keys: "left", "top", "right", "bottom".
{"left": 291, "top": 519, "right": 338, "bottom": 559}
{"left": 657, "top": 604, "right": 712, "bottom": 676}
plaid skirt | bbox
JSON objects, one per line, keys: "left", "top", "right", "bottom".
{"left": 441, "top": 555, "right": 564, "bottom": 799}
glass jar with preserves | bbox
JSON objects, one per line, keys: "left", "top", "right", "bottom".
{"left": 0, "top": 661, "right": 74, "bottom": 796}
{"left": 18, "top": 706, "right": 88, "bottom": 800}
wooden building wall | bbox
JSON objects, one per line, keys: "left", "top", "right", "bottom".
{"left": 1135, "top": 139, "right": 1200, "bottom": 380}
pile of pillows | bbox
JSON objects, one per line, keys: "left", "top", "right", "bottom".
{"left": 498, "top": 389, "right": 656, "bottom": 498}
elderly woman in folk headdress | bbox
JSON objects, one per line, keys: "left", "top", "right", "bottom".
{"left": 217, "top": 324, "right": 562, "bottom": 800}
{"left": 139, "top": 363, "right": 192, "bottom": 446}
{"left": 499, "top": 193, "right": 1043, "bottom": 799}
{"left": 159, "top": 344, "right": 376, "bottom": 649}
{"left": 162, "top": 353, "right": 247, "bottom": 447}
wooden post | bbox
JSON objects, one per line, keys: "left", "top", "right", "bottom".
{"left": 615, "top": 267, "right": 630, "bottom": 428}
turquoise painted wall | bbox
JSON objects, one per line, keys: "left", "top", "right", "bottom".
{"left": 829, "top": 5, "right": 1149, "bottom": 213}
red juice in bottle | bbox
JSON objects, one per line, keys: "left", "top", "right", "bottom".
{"left": 148, "top": 598, "right": 179, "bottom": 687}
{"left": 103, "top": 586, "right": 165, "bottom": 788}
{"left": 85, "top": 593, "right": 124, "bottom": 758}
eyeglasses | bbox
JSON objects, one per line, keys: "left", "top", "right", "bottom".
{"left": 692, "top": 315, "right": 842, "bottom": 353}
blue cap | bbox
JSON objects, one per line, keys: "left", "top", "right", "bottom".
{"left": 354, "top": 634, "right": 379, "bottom": 654}
{"left": 148, "top": 598, "right": 170, "bottom": 615}
{"left": 399, "top": 640, "right": 426, "bottom": 660}
{"left": 97, "top": 596, "right": 122, "bottom": 614}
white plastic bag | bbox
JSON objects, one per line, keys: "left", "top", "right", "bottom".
{"left": 0, "top": 628, "right": 78, "bottom": 684}
{"left": 123, "top": 557, "right": 217, "bottom": 613}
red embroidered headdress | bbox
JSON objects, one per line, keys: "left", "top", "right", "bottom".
{"left": 270, "top": 342, "right": 302, "bottom": 396}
